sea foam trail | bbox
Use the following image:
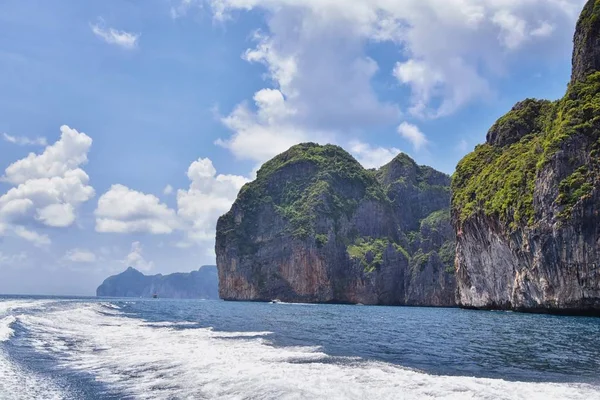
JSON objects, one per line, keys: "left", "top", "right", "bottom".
{"left": 0, "top": 351, "right": 67, "bottom": 400}
{"left": 0, "top": 300, "right": 68, "bottom": 400}
{"left": 0, "top": 316, "right": 16, "bottom": 342}
{"left": 17, "top": 303, "right": 600, "bottom": 400}
{"left": 0, "top": 300, "right": 53, "bottom": 343}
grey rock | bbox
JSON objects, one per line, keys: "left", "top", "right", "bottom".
{"left": 216, "top": 144, "right": 456, "bottom": 306}
{"left": 96, "top": 266, "right": 219, "bottom": 299}
{"left": 453, "top": 0, "right": 600, "bottom": 315}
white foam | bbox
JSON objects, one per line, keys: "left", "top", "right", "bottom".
{"left": 0, "top": 316, "right": 16, "bottom": 342}
{"left": 0, "top": 299, "right": 53, "bottom": 318}
{"left": 100, "top": 302, "right": 121, "bottom": 310}
{"left": 0, "top": 300, "right": 67, "bottom": 400}
{"left": 0, "top": 349, "right": 67, "bottom": 400}
{"left": 16, "top": 303, "right": 600, "bottom": 400}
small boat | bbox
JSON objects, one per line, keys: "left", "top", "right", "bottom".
{"left": 152, "top": 293, "right": 158, "bottom": 299}
{"left": 270, "top": 299, "right": 281, "bottom": 304}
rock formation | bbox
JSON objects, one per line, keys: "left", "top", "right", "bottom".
{"left": 96, "top": 266, "right": 219, "bottom": 299}
{"left": 216, "top": 144, "right": 455, "bottom": 306}
{"left": 452, "top": 0, "right": 600, "bottom": 315}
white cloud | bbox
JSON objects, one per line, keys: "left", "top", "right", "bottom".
{"left": 0, "top": 252, "right": 27, "bottom": 267}
{"left": 492, "top": 10, "right": 528, "bottom": 50}
{"left": 216, "top": 89, "right": 314, "bottom": 163}
{"left": 531, "top": 21, "right": 555, "bottom": 38}
{"left": 349, "top": 140, "right": 400, "bottom": 169}
{"left": 94, "top": 158, "right": 248, "bottom": 250}
{"left": 95, "top": 184, "right": 179, "bottom": 234}
{"left": 176, "top": 158, "right": 249, "bottom": 246}
{"left": 123, "top": 242, "right": 153, "bottom": 272}
{"left": 197, "top": 0, "right": 582, "bottom": 126}
{"left": 91, "top": 19, "right": 139, "bottom": 50}
{"left": 64, "top": 249, "right": 97, "bottom": 263}
{"left": 36, "top": 203, "right": 76, "bottom": 228}
{"left": 0, "top": 125, "right": 95, "bottom": 245}
{"left": 12, "top": 225, "right": 51, "bottom": 247}
{"left": 163, "top": 185, "right": 174, "bottom": 195}
{"left": 398, "top": 122, "right": 428, "bottom": 151}
{"left": 211, "top": 4, "right": 400, "bottom": 163}
{"left": 2, "top": 133, "right": 47, "bottom": 147}
{"left": 2, "top": 126, "right": 92, "bottom": 185}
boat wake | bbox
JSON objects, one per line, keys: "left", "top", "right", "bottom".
{"left": 0, "top": 300, "right": 69, "bottom": 400}
{"left": 2, "top": 300, "right": 597, "bottom": 400}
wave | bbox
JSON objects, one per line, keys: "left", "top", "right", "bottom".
{"left": 0, "top": 300, "right": 67, "bottom": 400}
{"left": 0, "top": 349, "right": 68, "bottom": 400}
{"left": 0, "top": 316, "right": 16, "bottom": 342}
{"left": 99, "top": 302, "right": 121, "bottom": 310}
{"left": 15, "top": 302, "right": 600, "bottom": 400}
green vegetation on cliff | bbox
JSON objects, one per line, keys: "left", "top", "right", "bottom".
{"left": 219, "top": 143, "right": 455, "bottom": 279}
{"left": 453, "top": 72, "right": 600, "bottom": 228}
{"left": 221, "top": 143, "right": 388, "bottom": 245}
{"left": 234, "top": 143, "right": 388, "bottom": 240}
{"left": 347, "top": 237, "right": 409, "bottom": 273}
{"left": 217, "top": 142, "right": 457, "bottom": 305}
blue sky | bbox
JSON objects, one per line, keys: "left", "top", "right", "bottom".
{"left": 0, "top": 0, "right": 586, "bottom": 295}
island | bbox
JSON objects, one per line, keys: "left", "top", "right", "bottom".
{"left": 216, "top": 144, "right": 456, "bottom": 306}
{"left": 96, "top": 265, "right": 219, "bottom": 299}
{"left": 451, "top": 0, "right": 600, "bottom": 315}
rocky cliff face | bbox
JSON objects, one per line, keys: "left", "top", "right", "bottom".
{"left": 216, "top": 144, "right": 455, "bottom": 306}
{"left": 452, "top": 0, "right": 600, "bottom": 315}
{"left": 96, "top": 266, "right": 219, "bottom": 299}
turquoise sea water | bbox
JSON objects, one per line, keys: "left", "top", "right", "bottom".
{"left": 1, "top": 296, "right": 599, "bottom": 399}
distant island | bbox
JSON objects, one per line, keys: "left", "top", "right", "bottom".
{"left": 96, "top": 266, "right": 219, "bottom": 299}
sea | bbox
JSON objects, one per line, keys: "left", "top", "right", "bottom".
{"left": 1, "top": 296, "right": 599, "bottom": 400}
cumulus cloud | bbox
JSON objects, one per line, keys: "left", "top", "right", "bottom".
{"left": 91, "top": 19, "right": 139, "bottom": 49}
{"left": 123, "top": 242, "right": 153, "bottom": 272}
{"left": 215, "top": 89, "right": 314, "bottom": 163}
{"left": 94, "top": 158, "right": 248, "bottom": 250}
{"left": 2, "top": 133, "right": 47, "bottom": 146}
{"left": 398, "top": 122, "right": 428, "bottom": 151}
{"left": 210, "top": 5, "right": 400, "bottom": 164}
{"left": 64, "top": 249, "right": 97, "bottom": 263}
{"left": 189, "top": 0, "right": 584, "bottom": 145}
{"left": 0, "top": 125, "right": 95, "bottom": 245}
{"left": 176, "top": 158, "right": 249, "bottom": 246}
{"left": 163, "top": 185, "right": 174, "bottom": 195}
{"left": 349, "top": 141, "right": 400, "bottom": 169}
{"left": 2, "top": 125, "right": 92, "bottom": 185}
{"left": 95, "top": 184, "right": 180, "bottom": 234}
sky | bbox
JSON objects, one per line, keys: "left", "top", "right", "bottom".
{"left": 0, "top": 0, "right": 588, "bottom": 295}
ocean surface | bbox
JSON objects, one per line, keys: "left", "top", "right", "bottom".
{"left": 1, "top": 297, "right": 599, "bottom": 399}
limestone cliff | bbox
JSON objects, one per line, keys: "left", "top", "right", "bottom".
{"left": 452, "top": 0, "right": 600, "bottom": 315}
{"left": 96, "top": 266, "right": 219, "bottom": 299}
{"left": 216, "top": 144, "right": 455, "bottom": 306}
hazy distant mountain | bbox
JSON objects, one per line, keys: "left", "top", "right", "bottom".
{"left": 96, "top": 266, "right": 219, "bottom": 299}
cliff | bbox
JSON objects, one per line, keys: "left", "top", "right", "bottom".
{"left": 96, "top": 266, "right": 219, "bottom": 299}
{"left": 216, "top": 143, "right": 455, "bottom": 306}
{"left": 452, "top": 0, "right": 600, "bottom": 315}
